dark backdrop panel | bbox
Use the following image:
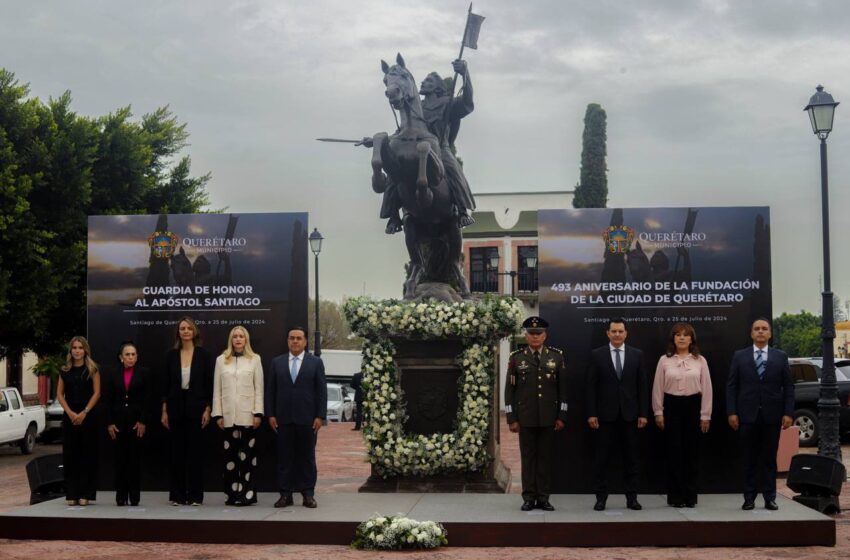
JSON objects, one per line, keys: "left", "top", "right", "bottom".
{"left": 87, "top": 212, "right": 309, "bottom": 494}
{"left": 539, "top": 207, "right": 772, "bottom": 493}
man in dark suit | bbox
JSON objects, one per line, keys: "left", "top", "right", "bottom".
{"left": 586, "top": 318, "right": 649, "bottom": 511}
{"left": 727, "top": 318, "right": 794, "bottom": 511}
{"left": 267, "top": 327, "right": 327, "bottom": 508}
{"left": 505, "top": 316, "right": 568, "bottom": 511}
{"left": 350, "top": 372, "right": 364, "bottom": 431}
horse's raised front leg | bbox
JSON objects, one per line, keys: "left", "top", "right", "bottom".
{"left": 371, "top": 133, "right": 389, "bottom": 193}
{"left": 415, "top": 141, "right": 434, "bottom": 208}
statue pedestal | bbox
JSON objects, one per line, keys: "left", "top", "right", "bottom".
{"left": 358, "top": 337, "right": 509, "bottom": 493}
{"left": 342, "top": 297, "right": 522, "bottom": 494}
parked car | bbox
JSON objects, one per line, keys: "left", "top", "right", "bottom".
{"left": 789, "top": 358, "right": 850, "bottom": 446}
{"left": 326, "top": 382, "right": 355, "bottom": 422}
{"left": 42, "top": 399, "right": 64, "bottom": 443}
{"left": 0, "top": 387, "right": 46, "bottom": 454}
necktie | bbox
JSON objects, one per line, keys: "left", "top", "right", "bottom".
{"left": 533, "top": 351, "right": 540, "bottom": 366}
{"left": 290, "top": 356, "right": 299, "bottom": 383}
{"left": 756, "top": 350, "right": 765, "bottom": 380}
{"left": 614, "top": 348, "right": 623, "bottom": 380}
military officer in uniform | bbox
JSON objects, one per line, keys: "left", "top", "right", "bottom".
{"left": 505, "top": 316, "right": 568, "bottom": 511}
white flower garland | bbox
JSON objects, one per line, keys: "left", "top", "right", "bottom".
{"left": 343, "top": 297, "right": 523, "bottom": 477}
{"left": 352, "top": 514, "right": 448, "bottom": 550}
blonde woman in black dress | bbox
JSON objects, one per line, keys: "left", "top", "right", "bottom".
{"left": 56, "top": 336, "right": 101, "bottom": 506}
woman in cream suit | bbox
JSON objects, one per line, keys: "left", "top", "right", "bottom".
{"left": 211, "top": 325, "right": 264, "bottom": 506}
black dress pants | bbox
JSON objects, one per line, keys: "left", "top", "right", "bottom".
{"left": 169, "top": 397, "right": 205, "bottom": 504}
{"left": 353, "top": 402, "right": 363, "bottom": 430}
{"left": 276, "top": 423, "right": 318, "bottom": 497}
{"left": 519, "top": 426, "right": 554, "bottom": 502}
{"left": 593, "top": 414, "right": 640, "bottom": 499}
{"left": 62, "top": 412, "right": 98, "bottom": 501}
{"left": 113, "top": 422, "right": 143, "bottom": 505}
{"left": 664, "top": 393, "right": 702, "bottom": 505}
{"left": 740, "top": 411, "right": 781, "bottom": 502}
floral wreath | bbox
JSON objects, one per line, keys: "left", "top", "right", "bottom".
{"left": 352, "top": 514, "right": 448, "bottom": 550}
{"left": 343, "top": 296, "right": 523, "bottom": 477}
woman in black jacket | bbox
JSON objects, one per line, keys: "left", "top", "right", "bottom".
{"left": 106, "top": 341, "right": 154, "bottom": 506}
{"left": 161, "top": 317, "right": 214, "bottom": 506}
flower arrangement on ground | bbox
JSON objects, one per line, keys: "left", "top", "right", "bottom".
{"left": 342, "top": 296, "right": 523, "bottom": 477}
{"left": 352, "top": 514, "right": 448, "bottom": 550}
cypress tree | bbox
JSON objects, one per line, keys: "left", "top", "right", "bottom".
{"left": 573, "top": 103, "right": 608, "bottom": 208}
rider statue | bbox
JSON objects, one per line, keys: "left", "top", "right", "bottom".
{"left": 368, "top": 59, "right": 477, "bottom": 234}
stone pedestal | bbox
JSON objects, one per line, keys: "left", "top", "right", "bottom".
{"left": 342, "top": 296, "right": 522, "bottom": 494}
{"left": 358, "top": 337, "right": 509, "bottom": 493}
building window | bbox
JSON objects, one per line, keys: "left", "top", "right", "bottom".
{"left": 517, "top": 246, "right": 538, "bottom": 292}
{"left": 469, "top": 247, "right": 499, "bottom": 293}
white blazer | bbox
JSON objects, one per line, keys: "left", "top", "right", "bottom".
{"left": 212, "top": 353, "right": 264, "bottom": 428}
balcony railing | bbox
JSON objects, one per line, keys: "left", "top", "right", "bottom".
{"left": 517, "top": 268, "right": 538, "bottom": 293}
{"left": 469, "top": 268, "right": 538, "bottom": 294}
{"left": 469, "top": 270, "right": 498, "bottom": 293}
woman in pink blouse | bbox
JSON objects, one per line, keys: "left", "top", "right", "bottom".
{"left": 652, "top": 322, "right": 712, "bottom": 508}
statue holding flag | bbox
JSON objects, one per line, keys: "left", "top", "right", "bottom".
{"left": 367, "top": 7, "right": 485, "bottom": 301}
{"left": 316, "top": 5, "right": 485, "bottom": 301}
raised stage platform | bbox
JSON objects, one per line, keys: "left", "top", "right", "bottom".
{"left": 0, "top": 493, "right": 835, "bottom": 547}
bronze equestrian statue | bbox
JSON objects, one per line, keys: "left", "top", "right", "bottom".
{"left": 366, "top": 54, "right": 476, "bottom": 301}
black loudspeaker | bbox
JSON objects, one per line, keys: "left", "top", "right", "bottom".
{"left": 26, "top": 453, "right": 65, "bottom": 505}
{"left": 787, "top": 454, "right": 846, "bottom": 514}
{"left": 787, "top": 454, "right": 845, "bottom": 495}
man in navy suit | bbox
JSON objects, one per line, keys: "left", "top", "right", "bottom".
{"left": 586, "top": 317, "right": 649, "bottom": 511}
{"left": 267, "top": 327, "right": 327, "bottom": 508}
{"left": 726, "top": 318, "right": 794, "bottom": 511}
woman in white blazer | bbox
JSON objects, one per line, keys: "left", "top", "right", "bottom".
{"left": 211, "top": 325, "right": 263, "bottom": 506}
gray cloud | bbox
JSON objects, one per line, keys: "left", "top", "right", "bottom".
{"left": 2, "top": 0, "right": 850, "bottom": 313}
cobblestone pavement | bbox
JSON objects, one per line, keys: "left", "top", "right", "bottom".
{"left": 1, "top": 422, "right": 848, "bottom": 559}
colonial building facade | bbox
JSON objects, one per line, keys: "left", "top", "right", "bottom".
{"left": 463, "top": 190, "right": 574, "bottom": 408}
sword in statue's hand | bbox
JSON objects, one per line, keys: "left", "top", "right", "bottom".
{"left": 316, "top": 137, "right": 373, "bottom": 147}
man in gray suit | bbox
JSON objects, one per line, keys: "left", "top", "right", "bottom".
{"left": 267, "top": 327, "right": 327, "bottom": 508}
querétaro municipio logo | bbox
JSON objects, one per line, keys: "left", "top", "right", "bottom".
{"left": 603, "top": 225, "right": 635, "bottom": 255}
{"left": 147, "top": 231, "right": 179, "bottom": 259}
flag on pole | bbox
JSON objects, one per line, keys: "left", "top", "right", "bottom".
{"left": 463, "top": 12, "right": 485, "bottom": 49}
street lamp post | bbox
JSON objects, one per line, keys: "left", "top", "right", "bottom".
{"left": 309, "top": 228, "right": 323, "bottom": 357}
{"left": 804, "top": 85, "right": 841, "bottom": 462}
{"left": 488, "top": 251, "right": 537, "bottom": 298}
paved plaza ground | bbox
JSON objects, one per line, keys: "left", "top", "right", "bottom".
{"left": 0, "top": 419, "right": 848, "bottom": 559}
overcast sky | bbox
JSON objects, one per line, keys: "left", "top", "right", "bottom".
{"left": 3, "top": 0, "right": 850, "bottom": 315}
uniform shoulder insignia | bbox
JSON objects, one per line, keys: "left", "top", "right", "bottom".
{"left": 547, "top": 346, "right": 563, "bottom": 354}
{"left": 509, "top": 348, "right": 524, "bottom": 356}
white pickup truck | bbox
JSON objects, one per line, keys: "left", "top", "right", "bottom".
{"left": 0, "top": 387, "right": 45, "bottom": 454}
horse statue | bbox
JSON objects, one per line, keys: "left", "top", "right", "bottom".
{"left": 368, "top": 54, "right": 472, "bottom": 302}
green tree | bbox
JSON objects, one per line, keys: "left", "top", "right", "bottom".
{"left": 308, "top": 299, "right": 363, "bottom": 351}
{"left": 773, "top": 311, "right": 823, "bottom": 357}
{"left": 572, "top": 103, "right": 608, "bottom": 208}
{"left": 0, "top": 70, "right": 64, "bottom": 376}
{"left": 0, "top": 69, "right": 212, "bottom": 388}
